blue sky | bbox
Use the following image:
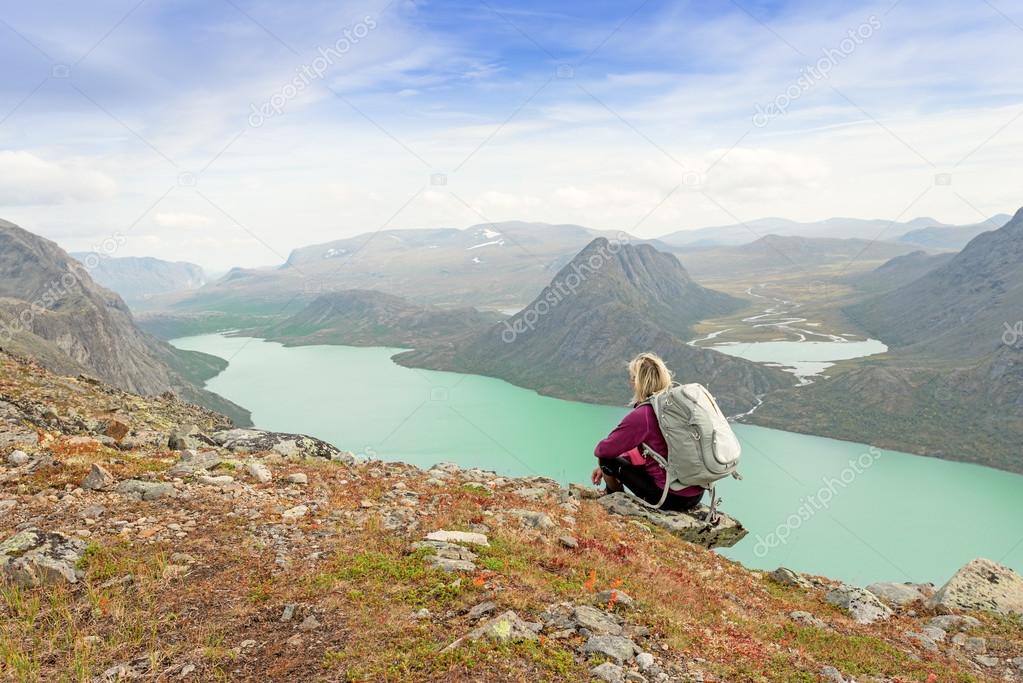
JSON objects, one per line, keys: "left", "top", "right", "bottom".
{"left": 1, "top": 0, "right": 1022, "bottom": 268}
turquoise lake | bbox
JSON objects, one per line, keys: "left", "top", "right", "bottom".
{"left": 172, "top": 333, "right": 1023, "bottom": 587}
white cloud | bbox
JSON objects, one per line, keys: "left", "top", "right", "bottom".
{"left": 0, "top": 151, "right": 117, "bottom": 206}
{"left": 153, "top": 212, "right": 214, "bottom": 229}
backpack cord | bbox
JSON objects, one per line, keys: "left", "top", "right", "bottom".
{"left": 705, "top": 485, "right": 721, "bottom": 526}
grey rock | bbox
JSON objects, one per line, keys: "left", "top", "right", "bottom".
{"left": 920, "top": 625, "right": 947, "bottom": 642}
{"left": 1010, "top": 656, "right": 1023, "bottom": 671}
{"left": 508, "top": 508, "right": 555, "bottom": 529}
{"left": 591, "top": 662, "right": 626, "bottom": 683}
{"left": 168, "top": 425, "right": 215, "bottom": 451}
{"left": 6, "top": 450, "right": 29, "bottom": 466}
{"left": 413, "top": 608, "right": 431, "bottom": 620}
{"left": 908, "top": 631, "right": 939, "bottom": 652}
{"left": 598, "top": 492, "right": 746, "bottom": 549}
{"left": 559, "top": 535, "right": 579, "bottom": 549}
{"left": 280, "top": 604, "right": 297, "bottom": 622}
{"left": 788, "top": 610, "right": 828, "bottom": 629}
{"left": 197, "top": 474, "right": 234, "bottom": 487}
{"left": 0, "top": 528, "right": 88, "bottom": 587}
{"left": 116, "top": 480, "right": 174, "bottom": 501}
{"left": 962, "top": 636, "right": 986, "bottom": 654}
{"left": 514, "top": 487, "right": 548, "bottom": 500}
{"left": 297, "top": 615, "right": 320, "bottom": 632}
{"left": 467, "top": 601, "right": 497, "bottom": 621}
{"left": 821, "top": 666, "right": 845, "bottom": 683}
{"left": 975, "top": 655, "right": 999, "bottom": 667}
{"left": 573, "top": 604, "right": 623, "bottom": 636}
{"left": 467, "top": 611, "right": 540, "bottom": 644}
{"left": 425, "top": 530, "right": 489, "bottom": 547}
{"left": 282, "top": 505, "right": 308, "bottom": 523}
{"left": 285, "top": 472, "right": 308, "bottom": 485}
{"left": 769, "top": 567, "right": 811, "bottom": 589}
{"left": 636, "top": 652, "right": 656, "bottom": 671}
{"left": 168, "top": 449, "right": 221, "bottom": 476}
{"left": 582, "top": 634, "right": 638, "bottom": 662}
{"left": 927, "top": 558, "right": 1023, "bottom": 615}
{"left": 211, "top": 428, "right": 354, "bottom": 463}
{"left": 866, "top": 581, "right": 926, "bottom": 607}
{"left": 246, "top": 461, "right": 272, "bottom": 483}
{"left": 624, "top": 673, "right": 646, "bottom": 683}
{"left": 927, "top": 614, "right": 981, "bottom": 632}
{"left": 595, "top": 589, "right": 635, "bottom": 609}
{"left": 81, "top": 463, "right": 116, "bottom": 491}
{"left": 825, "top": 585, "right": 893, "bottom": 624}
{"left": 79, "top": 504, "right": 106, "bottom": 519}
{"left": 428, "top": 556, "right": 476, "bottom": 572}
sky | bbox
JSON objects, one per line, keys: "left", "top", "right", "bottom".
{"left": 0, "top": 0, "right": 1022, "bottom": 270}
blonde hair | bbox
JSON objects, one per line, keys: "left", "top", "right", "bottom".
{"left": 628, "top": 352, "right": 673, "bottom": 406}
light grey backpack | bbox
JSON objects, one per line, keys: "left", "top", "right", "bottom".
{"left": 639, "top": 383, "right": 742, "bottom": 520}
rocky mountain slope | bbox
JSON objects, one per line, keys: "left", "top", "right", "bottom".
{"left": 71, "top": 253, "right": 206, "bottom": 304}
{"left": 844, "top": 250, "right": 957, "bottom": 295}
{"left": 399, "top": 238, "right": 792, "bottom": 414}
{"left": 1, "top": 348, "right": 1021, "bottom": 681}
{"left": 260, "top": 289, "right": 504, "bottom": 348}
{"left": 0, "top": 219, "right": 250, "bottom": 426}
{"left": 750, "top": 208, "right": 1023, "bottom": 472}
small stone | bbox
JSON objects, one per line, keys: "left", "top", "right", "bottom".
{"left": 508, "top": 508, "right": 555, "bottom": 529}
{"left": 102, "top": 417, "right": 131, "bottom": 442}
{"left": 81, "top": 463, "right": 116, "bottom": 491}
{"left": 582, "top": 634, "right": 637, "bottom": 662}
{"left": 975, "top": 655, "right": 999, "bottom": 667}
{"left": 297, "top": 615, "right": 320, "bottom": 632}
{"left": 467, "top": 601, "right": 497, "bottom": 621}
{"left": 928, "top": 614, "right": 981, "bottom": 632}
{"left": 425, "top": 530, "right": 489, "bottom": 547}
{"left": 821, "top": 666, "right": 845, "bottom": 683}
{"left": 246, "top": 462, "right": 272, "bottom": 483}
{"left": 285, "top": 473, "right": 308, "bottom": 485}
{"left": 1010, "top": 656, "right": 1023, "bottom": 671}
{"left": 920, "top": 625, "right": 946, "bottom": 642}
{"left": 427, "top": 556, "right": 476, "bottom": 573}
{"left": 116, "top": 480, "right": 174, "bottom": 501}
{"left": 636, "top": 652, "right": 656, "bottom": 671}
{"left": 591, "top": 662, "right": 626, "bottom": 683}
{"left": 6, "top": 450, "right": 29, "bottom": 466}
{"left": 559, "top": 535, "right": 578, "bottom": 549}
{"left": 170, "top": 553, "right": 196, "bottom": 565}
{"left": 282, "top": 505, "right": 308, "bottom": 523}
{"left": 788, "top": 611, "right": 828, "bottom": 629}
{"left": 467, "top": 611, "right": 540, "bottom": 644}
{"left": 197, "top": 474, "right": 234, "bottom": 487}
{"left": 595, "top": 589, "right": 634, "bottom": 609}
{"left": 413, "top": 608, "right": 431, "bottom": 620}
{"left": 280, "top": 604, "right": 297, "bottom": 622}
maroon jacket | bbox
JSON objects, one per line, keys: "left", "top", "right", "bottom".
{"left": 594, "top": 404, "right": 703, "bottom": 496}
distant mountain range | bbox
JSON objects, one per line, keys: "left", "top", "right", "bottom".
{"left": 0, "top": 219, "right": 250, "bottom": 426}
{"left": 397, "top": 238, "right": 793, "bottom": 414}
{"left": 149, "top": 222, "right": 654, "bottom": 316}
{"left": 261, "top": 289, "right": 503, "bottom": 348}
{"left": 660, "top": 215, "right": 1010, "bottom": 248}
{"left": 673, "top": 235, "right": 923, "bottom": 281}
{"left": 896, "top": 215, "right": 1011, "bottom": 250}
{"left": 750, "top": 207, "right": 1023, "bottom": 473}
{"left": 71, "top": 253, "right": 206, "bottom": 304}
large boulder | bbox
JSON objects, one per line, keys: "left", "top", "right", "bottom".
{"left": 597, "top": 492, "right": 746, "bottom": 548}
{"left": 210, "top": 429, "right": 354, "bottom": 463}
{"left": 927, "top": 558, "right": 1023, "bottom": 615}
{"left": 0, "top": 528, "right": 88, "bottom": 587}
{"left": 866, "top": 582, "right": 927, "bottom": 607}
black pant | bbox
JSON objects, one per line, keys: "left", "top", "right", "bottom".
{"left": 600, "top": 458, "right": 704, "bottom": 512}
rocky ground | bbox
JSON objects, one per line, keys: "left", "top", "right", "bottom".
{"left": 1, "top": 349, "right": 1022, "bottom": 682}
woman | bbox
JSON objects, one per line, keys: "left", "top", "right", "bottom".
{"left": 591, "top": 352, "right": 704, "bottom": 511}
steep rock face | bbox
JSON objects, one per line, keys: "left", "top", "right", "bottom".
{"left": 263, "top": 289, "right": 501, "bottom": 347}
{"left": 71, "top": 253, "right": 206, "bottom": 303}
{"left": 399, "top": 239, "right": 792, "bottom": 414}
{"left": 0, "top": 220, "right": 249, "bottom": 425}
